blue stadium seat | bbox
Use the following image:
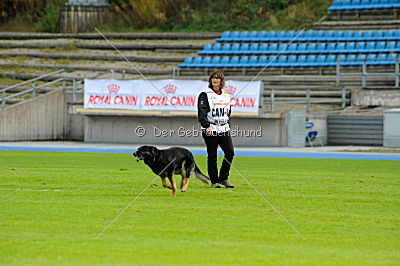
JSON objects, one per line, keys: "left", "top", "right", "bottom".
{"left": 239, "top": 31, "right": 250, "bottom": 41}
{"left": 386, "top": 41, "right": 396, "bottom": 51}
{"left": 341, "top": 54, "right": 356, "bottom": 66}
{"left": 366, "top": 53, "right": 377, "bottom": 63}
{"left": 230, "top": 31, "right": 240, "bottom": 42}
{"left": 202, "top": 56, "right": 212, "bottom": 67}
{"left": 277, "top": 30, "right": 286, "bottom": 40}
{"left": 326, "top": 55, "right": 337, "bottom": 66}
{"left": 336, "top": 42, "right": 346, "bottom": 52}
{"left": 287, "top": 43, "right": 298, "bottom": 52}
{"left": 211, "top": 43, "right": 222, "bottom": 54}
{"left": 355, "top": 41, "right": 366, "bottom": 52}
{"left": 314, "top": 30, "right": 325, "bottom": 41}
{"left": 395, "top": 42, "right": 400, "bottom": 52}
{"left": 298, "top": 43, "right": 307, "bottom": 52}
{"left": 239, "top": 43, "right": 250, "bottom": 55}
{"left": 297, "top": 55, "right": 307, "bottom": 66}
{"left": 287, "top": 55, "right": 297, "bottom": 66}
{"left": 354, "top": 30, "right": 364, "bottom": 40}
{"left": 304, "top": 30, "right": 314, "bottom": 41}
{"left": 286, "top": 30, "right": 296, "bottom": 39}
{"left": 328, "top": 0, "right": 342, "bottom": 11}
{"left": 365, "top": 41, "right": 376, "bottom": 52}
{"left": 363, "top": 30, "right": 373, "bottom": 40}
{"left": 337, "top": 54, "right": 346, "bottom": 64}
{"left": 269, "top": 43, "right": 278, "bottom": 52}
{"left": 229, "top": 56, "right": 240, "bottom": 67}
{"left": 210, "top": 56, "right": 221, "bottom": 67}
{"left": 356, "top": 54, "right": 367, "bottom": 65}
{"left": 375, "top": 53, "right": 388, "bottom": 65}
{"left": 278, "top": 43, "right": 287, "bottom": 52}
{"left": 249, "top": 43, "right": 259, "bottom": 54}
{"left": 385, "top": 53, "right": 397, "bottom": 65}
{"left": 306, "top": 43, "right": 317, "bottom": 54}
{"left": 249, "top": 31, "right": 258, "bottom": 41}
{"left": 305, "top": 55, "right": 317, "bottom": 67}
{"left": 258, "top": 43, "right": 269, "bottom": 54}
{"left": 198, "top": 44, "right": 213, "bottom": 55}
{"left": 230, "top": 43, "right": 241, "bottom": 54}
{"left": 325, "top": 30, "right": 335, "bottom": 40}
{"left": 179, "top": 57, "right": 193, "bottom": 67}
{"left": 267, "top": 30, "right": 277, "bottom": 40}
{"left": 217, "top": 31, "right": 231, "bottom": 42}
{"left": 384, "top": 30, "right": 395, "bottom": 40}
{"left": 316, "top": 55, "right": 327, "bottom": 66}
{"left": 343, "top": 30, "right": 354, "bottom": 41}
{"left": 335, "top": 30, "right": 344, "bottom": 40}
{"left": 220, "top": 56, "right": 230, "bottom": 67}
{"left": 257, "top": 30, "right": 268, "bottom": 41}
{"left": 346, "top": 42, "right": 356, "bottom": 51}
{"left": 221, "top": 43, "right": 231, "bottom": 54}
{"left": 190, "top": 57, "right": 203, "bottom": 68}
{"left": 276, "top": 55, "right": 288, "bottom": 67}
{"left": 257, "top": 55, "right": 269, "bottom": 67}
{"left": 372, "top": 30, "right": 384, "bottom": 40}
{"left": 317, "top": 43, "right": 327, "bottom": 52}
{"left": 249, "top": 56, "right": 258, "bottom": 67}
{"left": 327, "top": 42, "right": 337, "bottom": 52}
{"left": 238, "top": 56, "right": 249, "bottom": 67}
{"left": 376, "top": 41, "right": 386, "bottom": 51}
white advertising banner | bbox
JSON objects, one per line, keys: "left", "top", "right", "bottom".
{"left": 84, "top": 79, "right": 262, "bottom": 113}
{"left": 140, "top": 79, "right": 206, "bottom": 111}
{"left": 84, "top": 79, "right": 141, "bottom": 110}
{"left": 225, "top": 80, "right": 261, "bottom": 113}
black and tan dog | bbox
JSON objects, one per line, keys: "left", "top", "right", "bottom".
{"left": 133, "top": 145, "right": 211, "bottom": 196}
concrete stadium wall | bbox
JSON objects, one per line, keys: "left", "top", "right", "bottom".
{"left": 83, "top": 112, "right": 287, "bottom": 147}
{"left": 0, "top": 88, "right": 85, "bottom": 141}
{"left": 0, "top": 88, "right": 65, "bottom": 141}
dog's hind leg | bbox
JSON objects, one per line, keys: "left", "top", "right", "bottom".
{"left": 168, "top": 175, "right": 177, "bottom": 196}
{"left": 161, "top": 177, "right": 172, "bottom": 190}
{"left": 181, "top": 174, "right": 190, "bottom": 192}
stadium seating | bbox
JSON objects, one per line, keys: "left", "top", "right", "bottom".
{"left": 179, "top": 53, "right": 398, "bottom": 68}
{"left": 216, "top": 29, "right": 400, "bottom": 42}
{"left": 180, "top": 29, "right": 400, "bottom": 68}
{"left": 327, "top": 0, "right": 400, "bottom": 11}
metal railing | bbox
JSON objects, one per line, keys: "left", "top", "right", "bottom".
{"left": 267, "top": 87, "right": 348, "bottom": 112}
{"left": 0, "top": 69, "right": 85, "bottom": 110}
{"left": 336, "top": 58, "right": 400, "bottom": 88}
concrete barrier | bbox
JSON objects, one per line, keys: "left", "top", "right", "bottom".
{"left": 80, "top": 109, "right": 286, "bottom": 147}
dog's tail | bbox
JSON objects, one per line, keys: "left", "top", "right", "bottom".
{"left": 192, "top": 164, "right": 211, "bottom": 184}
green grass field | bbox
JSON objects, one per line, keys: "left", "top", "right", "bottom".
{"left": 1, "top": 151, "right": 399, "bottom": 265}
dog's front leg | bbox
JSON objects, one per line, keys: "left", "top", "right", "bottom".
{"left": 161, "top": 177, "right": 172, "bottom": 190}
{"left": 168, "top": 175, "right": 177, "bottom": 196}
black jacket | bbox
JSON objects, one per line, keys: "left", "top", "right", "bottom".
{"left": 197, "top": 92, "right": 210, "bottom": 128}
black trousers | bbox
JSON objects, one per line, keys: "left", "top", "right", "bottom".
{"left": 202, "top": 131, "right": 235, "bottom": 184}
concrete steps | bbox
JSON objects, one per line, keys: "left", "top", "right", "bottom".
{"left": 313, "top": 20, "right": 400, "bottom": 30}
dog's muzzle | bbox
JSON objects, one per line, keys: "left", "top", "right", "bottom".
{"left": 133, "top": 152, "right": 144, "bottom": 162}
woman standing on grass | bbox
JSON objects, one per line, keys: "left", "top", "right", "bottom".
{"left": 197, "top": 70, "right": 235, "bottom": 188}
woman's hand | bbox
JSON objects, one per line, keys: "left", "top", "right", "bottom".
{"left": 206, "top": 127, "right": 213, "bottom": 136}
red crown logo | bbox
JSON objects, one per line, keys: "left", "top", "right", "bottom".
{"left": 163, "top": 84, "right": 177, "bottom": 94}
{"left": 224, "top": 85, "right": 236, "bottom": 95}
{"left": 107, "top": 84, "right": 120, "bottom": 94}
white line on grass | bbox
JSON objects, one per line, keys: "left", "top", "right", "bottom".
{"left": 224, "top": 158, "right": 306, "bottom": 239}
{"left": 0, "top": 188, "right": 63, "bottom": 192}
{"left": 94, "top": 158, "right": 176, "bottom": 239}
{"left": 94, "top": 27, "right": 176, "bottom": 108}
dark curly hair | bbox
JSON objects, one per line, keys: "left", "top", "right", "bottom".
{"left": 208, "top": 70, "right": 225, "bottom": 90}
